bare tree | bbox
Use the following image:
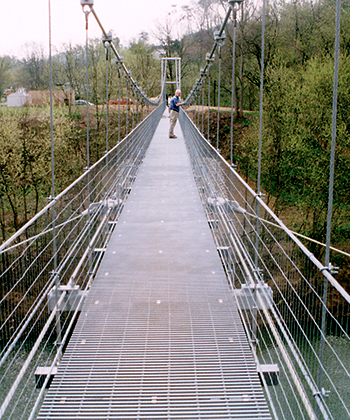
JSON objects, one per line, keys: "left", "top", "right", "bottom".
{"left": 19, "top": 42, "right": 49, "bottom": 90}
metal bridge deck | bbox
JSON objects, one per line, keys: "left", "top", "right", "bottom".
{"left": 38, "top": 112, "right": 271, "bottom": 419}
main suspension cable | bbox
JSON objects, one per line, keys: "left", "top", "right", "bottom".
{"left": 80, "top": 1, "right": 160, "bottom": 106}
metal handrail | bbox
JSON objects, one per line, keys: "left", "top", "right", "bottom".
{"left": 0, "top": 103, "right": 165, "bottom": 419}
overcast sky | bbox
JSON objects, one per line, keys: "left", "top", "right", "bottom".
{"left": 1, "top": 0, "right": 193, "bottom": 57}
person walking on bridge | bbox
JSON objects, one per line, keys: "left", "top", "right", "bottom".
{"left": 169, "top": 89, "right": 184, "bottom": 139}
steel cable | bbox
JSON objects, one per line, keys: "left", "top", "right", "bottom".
{"left": 317, "top": 0, "right": 342, "bottom": 412}
{"left": 254, "top": 0, "right": 266, "bottom": 270}
{"left": 207, "top": 70, "right": 211, "bottom": 141}
{"left": 105, "top": 39, "right": 110, "bottom": 154}
{"left": 230, "top": 8, "right": 237, "bottom": 168}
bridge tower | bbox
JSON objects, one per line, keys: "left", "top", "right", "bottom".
{"left": 161, "top": 57, "right": 181, "bottom": 101}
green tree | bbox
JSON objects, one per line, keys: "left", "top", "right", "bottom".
{"left": 0, "top": 108, "right": 85, "bottom": 239}
{"left": 124, "top": 36, "right": 160, "bottom": 97}
{"left": 261, "top": 56, "right": 350, "bottom": 258}
{"left": 0, "top": 56, "right": 13, "bottom": 97}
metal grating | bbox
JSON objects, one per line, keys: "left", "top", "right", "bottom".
{"left": 38, "top": 112, "right": 271, "bottom": 419}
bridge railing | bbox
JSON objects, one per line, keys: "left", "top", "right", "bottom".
{"left": 180, "top": 109, "right": 350, "bottom": 420}
{"left": 0, "top": 102, "right": 165, "bottom": 420}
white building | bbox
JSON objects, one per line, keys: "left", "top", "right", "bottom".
{"left": 7, "top": 90, "right": 28, "bottom": 107}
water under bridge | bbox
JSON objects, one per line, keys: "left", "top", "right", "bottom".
{"left": 0, "top": 1, "right": 350, "bottom": 419}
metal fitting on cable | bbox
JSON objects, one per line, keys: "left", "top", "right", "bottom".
{"left": 80, "top": 0, "right": 94, "bottom": 10}
{"left": 214, "top": 30, "right": 226, "bottom": 47}
{"left": 320, "top": 263, "right": 339, "bottom": 275}
{"left": 228, "top": 0, "right": 243, "bottom": 8}
{"left": 255, "top": 192, "right": 266, "bottom": 200}
{"left": 313, "top": 388, "right": 331, "bottom": 398}
{"left": 102, "top": 31, "right": 112, "bottom": 45}
{"left": 253, "top": 267, "right": 264, "bottom": 281}
{"left": 103, "top": 32, "right": 112, "bottom": 60}
{"left": 206, "top": 53, "right": 215, "bottom": 64}
{"left": 81, "top": 0, "right": 93, "bottom": 30}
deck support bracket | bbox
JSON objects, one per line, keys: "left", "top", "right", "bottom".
{"left": 233, "top": 283, "right": 273, "bottom": 310}
{"left": 48, "top": 284, "right": 85, "bottom": 312}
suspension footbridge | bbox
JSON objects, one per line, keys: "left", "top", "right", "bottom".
{"left": 37, "top": 110, "right": 271, "bottom": 419}
{"left": 1, "top": 1, "right": 350, "bottom": 419}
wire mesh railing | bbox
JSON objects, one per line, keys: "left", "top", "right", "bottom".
{"left": 0, "top": 102, "right": 165, "bottom": 420}
{"left": 179, "top": 109, "right": 350, "bottom": 420}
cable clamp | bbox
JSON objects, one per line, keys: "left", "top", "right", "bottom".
{"left": 255, "top": 192, "right": 266, "bottom": 200}
{"left": 313, "top": 388, "right": 331, "bottom": 398}
{"left": 321, "top": 263, "right": 339, "bottom": 275}
{"left": 102, "top": 31, "right": 112, "bottom": 44}
{"left": 214, "top": 30, "right": 226, "bottom": 47}
{"left": 50, "top": 270, "right": 60, "bottom": 280}
{"left": 228, "top": 0, "right": 243, "bottom": 8}
{"left": 114, "top": 56, "right": 124, "bottom": 67}
{"left": 81, "top": 0, "right": 93, "bottom": 28}
{"left": 102, "top": 31, "right": 112, "bottom": 59}
{"left": 206, "top": 53, "right": 215, "bottom": 64}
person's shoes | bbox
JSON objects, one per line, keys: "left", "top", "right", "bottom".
{"left": 169, "top": 135, "right": 177, "bottom": 139}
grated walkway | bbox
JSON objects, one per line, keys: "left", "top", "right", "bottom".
{"left": 38, "top": 111, "right": 271, "bottom": 419}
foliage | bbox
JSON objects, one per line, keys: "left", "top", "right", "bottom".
{"left": 260, "top": 56, "right": 350, "bottom": 257}
{"left": 0, "top": 104, "right": 148, "bottom": 242}
{"left": 0, "top": 56, "right": 14, "bottom": 98}
{"left": 0, "top": 107, "right": 82, "bottom": 240}
{"left": 123, "top": 36, "right": 160, "bottom": 97}
{"left": 0, "top": 0, "right": 349, "bottom": 265}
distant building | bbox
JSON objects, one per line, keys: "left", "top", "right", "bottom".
{"left": 27, "top": 90, "right": 75, "bottom": 106}
{"left": 6, "top": 89, "right": 75, "bottom": 107}
{"left": 7, "top": 89, "right": 28, "bottom": 107}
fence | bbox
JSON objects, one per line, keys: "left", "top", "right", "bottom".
{"left": 0, "top": 102, "right": 165, "bottom": 420}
